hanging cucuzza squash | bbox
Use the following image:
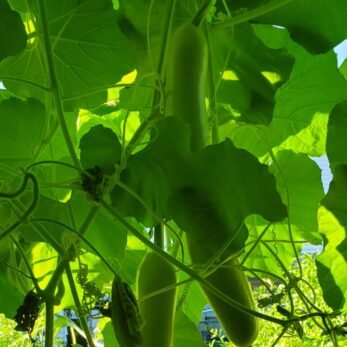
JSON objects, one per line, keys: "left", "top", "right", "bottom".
{"left": 165, "top": 13, "right": 259, "bottom": 347}
{"left": 136, "top": 251, "right": 177, "bottom": 347}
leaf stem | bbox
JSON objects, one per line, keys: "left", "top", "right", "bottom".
{"left": 125, "top": 0, "right": 176, "bottom": 158}
{"left": 65, "top": 263, "right": 96, "bottom": 347}
{"left": 27, "top": 160, "right": 90, "bottom": 177}
{"left": 271, "top": 326, "right": 288, "bottom": 347}
{"left": 214, "top": 0, "right": 293, "bottom": 29}
{"left": 241, "top": 222, "right": 272, "bottom": 266}
{"left": 154, "top": 223, "right": 164, "bottom": 249}
{"left": 115, "top": 180, "right": 184, "bottom": 260}
{"left": 37, "top": 0, "right": 81, "bottom": 170}
{"left": 10, "top": 236, "right": 42, "bottom": 294}
{"left": 192, "top": 0, "right": 214, "bottom": 27}
{"left": 0, "top": 173, "right": 39, "bottom": 241}
{"left": 31, "top": 218, "right": 118, "bottom": 276}
{"left": 0, "top": 77, "right": 51, "bottom": 92}
{"left": 269, "top": 149, "right": 303, "bottom": 278}
{"left": 205, "top": 22, "right": 219, "bottom": 145}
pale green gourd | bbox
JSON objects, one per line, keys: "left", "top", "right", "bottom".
{"left": 136, "top": 251, "right": 177, "bottom": 347}
{"left": 165, "top": 21, "right": 259, "bottom": 347}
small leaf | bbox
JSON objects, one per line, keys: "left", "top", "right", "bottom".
{"left": 0, "top": 98, "right": 47, "bottom": 179}
{"left": 317, "top": 165, "right": 347, "bottom": 310}
{"left": 270, "top": 51, "right": 347, "bottom": 156}
{"left": 0, "top": 275, "right": 23, "bottom": 318}
{"left": 0, "top": 0, "right": 27, "bottom": 61}
{"left": 0, "top": 0, "right": 134, "bottom": 109}
{"left": 111, "top": 116, "right": 190, "bottom": 226}
{"left": 79, "top": 125, "right": 121, "bottom": 175}
{"left": 326, "top": 101, "right": 347, "bottom": 168}
{"left": 174, "top": 311, "right": 206, "bottom": 347}
{"left": 227, "top": 0, "right": 347, "bottom": 54}
{"left": 170, "top": 139, "right": 287, "bottom": 256}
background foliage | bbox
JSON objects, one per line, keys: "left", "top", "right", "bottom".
{"left": 0, "top": 0, "right": 347, "bottom": 346}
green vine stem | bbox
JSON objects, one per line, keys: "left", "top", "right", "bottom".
{"left": 199, "top": 223, "right": 245, "bottom": 278}
{"left": 120, "top": 71, "right": 160, "bottom": 169}
{"left": 170, "top": 228, "right": 183, "bottom": 254}
{"left": 41, "top": 257, "right": 68, "bottom": 347}
{"left": 27, "top": 160, "right": 91, "bottom": 178}
{"left": 154, "top": 223, "right": 164, "bottom": 249}
{"left": 244, "top": 268, "right": 277, "bottom": 299}
{"left": 124, "top": 0, "right": 176, "bottom": 158}
{"left": 61, "top": 82, "right": 159, "bottom": 103}
{"left": 33, "top": 206, "right": 98, "bottom": 345}
{"left": 269, "top": 149, "right": 303, "bottom": 278}
{"left": 8, "top": 196, "right": 63, "bottom": 253}
{"left": 260, "top": 241, "right": 326, "bottom": 331}
{"left": 242, "top": 266, "right": 287, "bottom": 289}
{"left": 10, "top": 236, "right": 42, "bottom": 294}
{"left": 44, "top": 299, "right": 55, "bottom": 347}
{"left": 270, "top": 326, "right": 289, "bottom": 347}
{"left": 152, "top": 0, "right": 176, "bottom": 83}
{"left": 214, "top": 0, "right": 293, "bottom": 29}
{"left": 100, "top": 198, "right": 337, "bottom": 326}
{"left": 115, "top": 180, "right": 184, "bottom": 260}
{"left": 205, "top": 22, "right": 219, "bottom": 145}
{"left": 37, "top": 0, "right": 81, "bottom": 170}
{"left": 192, "top": 0, "right": 214, "bottom": 27}
{"left": 138, "top": 277, "right": 192, "bottom": 304}
{"left": 0, "top": 77, "right": 51, "bottom": 92}
{"left": 0, "top": 258, "right": 33, "bottom": 280}
{"left": 240, "top": 221, "right": 273, "bottom": 266}
{"left": 0, "top": 173, "right": 39, "bottom": 242}
{"left": 31, "top": 218, "right": 118, "bottom": 276}
{"left": 0, "top": 172, "right": 34, "bottom": 199}
{"left": 65, "top": 263, "right": 96, "bottom": 347}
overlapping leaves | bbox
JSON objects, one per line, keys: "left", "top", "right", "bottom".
{"left": 0, "top": 0, "right": 134, "bottom": 109}
{"left": 318, "top": 165, "right": 347, "bottom": 311}
{"left": 0, "top": 0, "right": 27, "bottom": 61}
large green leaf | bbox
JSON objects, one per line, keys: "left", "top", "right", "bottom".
{"left": 0, "top": 0, "right": 134, "bottom": 109}
{"left": 251, "top": 25, "right": 347, "bottom": 157}
{"left": 33, "top": 112, "right": 78, "bottom": 202}
{"left": 102, "top": 321, "right": 119, "bottom": 347}
{"left": 173, "top": 311, "right": 206, "bottom": 347}
{"left": 79, "top": 125, "right": 122, "bottom": 175}
{"left": 326, "top": 101, "right": 347, "bottom": 168}
{"left": 0, "top": 275, "right": 23, "bottom": 318}
{"left": 243, "top": 151, "right": 324, "bottom": 275}
{"left": 0, "top": 0, "right": 27, "bottom": 61}
{"left": 19, "top": 193, "right": 127, "bottom": 263}
{"left": 222, "top": 0, "right": 347, "bottom": 54}
{"left": 117, "top": 0, "right": 206, "bottom": 116}
{"left": 170, "top": 139, "right": 287, "bottom": 257}
{"left": 211, "top": 23, "right": 294, "bottom": 127}
{"left": 244, "top": 215, "right": 299, "bottom": 277}
{"left": 270, "top": 151, "right": 324, "bottom": 241}
{"left": 0, "top": 98, "right": 47, "bottom": 179}
{"left": 270, "top": 51, "right": 347, "bottom": 156}
{"left": 111, "top": 116, "right": 190, "bottom": 226}
{"left": 7, "top": 0, "right": 27, "bottom": 13}
{"left": 317, "top": 165, "right": 347, "bottom": 311}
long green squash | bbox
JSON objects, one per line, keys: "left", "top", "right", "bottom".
{"left": 111, "top": 276, "right": 143, "bottom": 347}
{"left": 165, "top": 21, "right": 259, "bottom": 347}
{"left": 136, "top": 251, "right": 177, "bottom": 347}
{"left": 165, "top": 22, "right": 209, "bottom": 151}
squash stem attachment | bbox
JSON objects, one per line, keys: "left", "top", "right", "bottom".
{"left": 0, "top": 172, "right": 39, "bottom": 242}
{"left": 154, "top": 223, "right": 165, "bottom": 249}
{"left": 192, "top": 0, "right": 214, "bottom": 27}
